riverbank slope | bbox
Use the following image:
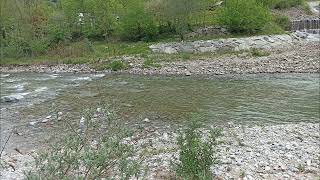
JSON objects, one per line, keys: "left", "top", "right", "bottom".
{"left": 1, "top": 41, "right": 319, "bottom": 75}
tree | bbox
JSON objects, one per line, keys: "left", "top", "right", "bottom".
{"left": 162, "top": 0, "right": 206, "bottom": 40}
{"left": 117, "top": 0, "right": 158, "bottom": 41}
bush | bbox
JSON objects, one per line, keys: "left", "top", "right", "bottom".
{"left": 25, "top": 106, "right": 141, "bottom": 179}
{"left": 273, "top": 14, "right": 291, "bottom": 31}
{"left": 216, "top": 0, "right": 272, "bottom": 34}
{"left": 173, "top": 117, "right": 222, "bottom": 179}
{"left": 109, "top": 60, "right": 127, "bottom": 71}
{"left": 260, "top": 21, "right": 284, "bottom": 34}
{"left": 118, "top": 1, "right": 158, "bottom": 41}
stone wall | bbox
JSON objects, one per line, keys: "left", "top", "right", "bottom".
{"left": 291, "top": 18, "right": 320, "bottom": 33}
{"left": 149, "top": 32, "right": 320, "bottom": 54}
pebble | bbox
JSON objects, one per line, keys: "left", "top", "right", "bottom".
{"left": 29, "top": 121, "right": 37, "bottom": 126}
{"left": 41, "top": 119, "right": 49, "bottom": 123}
{"left": 1, "top": 42, "right": 319, "bottom": 76}
{"left": 185, "top": 71, "right": 192, "bottom": 76}
{"left": 143, "top": 118, "right": 150, "bottom": 123}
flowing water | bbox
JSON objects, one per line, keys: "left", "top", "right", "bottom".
{"left": 0, "top": 73, "right": 319, "bottom": 152}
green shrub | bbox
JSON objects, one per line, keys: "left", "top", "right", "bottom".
{"left": 109, "top": 60, "right": 127, "bottom": 71}
{"left": 181, "top": 53, "right": 191, "bottom": 60}
{"left": 216, "top": 0, "right": 272, "bottom": 34}
{"left": 25, "top": 106, "right": 141, "bottom": 179}
{"left": 273, "top": 14, "right": 291, "bottom": 31}
{"left": 118, "top": 1, "right": 158, "bottom": 41}
{"left": 173, "top": 117, "right": 222, "bottom": 179}
{"left": 260, "top": 21, "right": 285, "bottom": 34}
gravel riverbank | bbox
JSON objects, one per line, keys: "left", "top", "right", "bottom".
{"left": 1, "top": 122, "right": 319, "bottom": 179}
{"left": 1, "top": 42, "right": 319, "bottom": 76}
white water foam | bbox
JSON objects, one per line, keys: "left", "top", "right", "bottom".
{"left": 92, "top": 74, "right": 106, "bottom": 78}
{"left": 0, "top": 74, "right": 10, "bottom": 78}
{"left": 11, "top": 83, "right": 28, "bottom": 92}
{"left": 71, "top": 77, "right": 92, "bottom": 81}
{"left": 34, "top": 87, "right": 49, "bottom": 93}
{"left": 48, "top": 74, "right": 60, "bottom": 78}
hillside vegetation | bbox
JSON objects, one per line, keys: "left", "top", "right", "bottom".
{"left": 0, "top": 0, "right": 308, "bottom": 61}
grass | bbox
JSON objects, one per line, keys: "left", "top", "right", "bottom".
{"left": 0, "top": 23, "right": 285, "bottom": 68}
{"left": 143, "top": 58, "right": 162, "bottom": 68}
{"left": 0, "top": 42, "right": 151, "bottom": 66}
{"left": 251, "top": 49, "right": 271, "bottom": 57}
{"left": 108, "top": 60, "right": 128, "bottom": 71}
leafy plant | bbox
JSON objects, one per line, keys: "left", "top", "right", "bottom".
{"left": 25, "top": 106, "right": 141, "bottom": 179}
{"left": 118, "top": 0, "right": 158, "bottom": 41}
{"left": 162, "top": 0, "right": 204, "bottom": 40}
{"left": 109, "top": 60, "right": 127, "bottom": 71}
{"left": 216, "top": 0, "right": 272, "bottom": 34}
{"left": 173, "top": 116, "right": 222, "bottom": 179}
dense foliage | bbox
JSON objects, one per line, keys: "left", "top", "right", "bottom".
{"left": 216, "top": 0, "right": 272, "bottom": 33}
{"left": 0, "top": 0, "right": 306, "bottom": 59}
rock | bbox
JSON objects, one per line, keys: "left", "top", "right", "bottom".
{"left": 41, "top": 119, "right": 49, "bottom": 123}
{"left": 79, "top": 117, "right": 85, "bottom": 134}
{"left": 185, "top": 71, "right": 192, "bottom": 76}
{"left": 164, "top": 47, "right": 178, "bottom": 54}
{"left": 163, "top": 132, "right": 169, "bottom": 141}
{"left": 265, "top": 166, "right": 271, "bottom": 171}
{"left": 143, "top": 118, "right": 150, "bottom": 123}
{"left": 1, "top": 96, "right": 20, "bottom": 103}
{"left": 29, "top": 121, "right": 37, "bottom": 126}
{"left": 306, "top": 159, "right": 312, "bottom": 166}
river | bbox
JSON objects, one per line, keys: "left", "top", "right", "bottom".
{"left": 0, "top": 73, "right": 319, "bottom": 152}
